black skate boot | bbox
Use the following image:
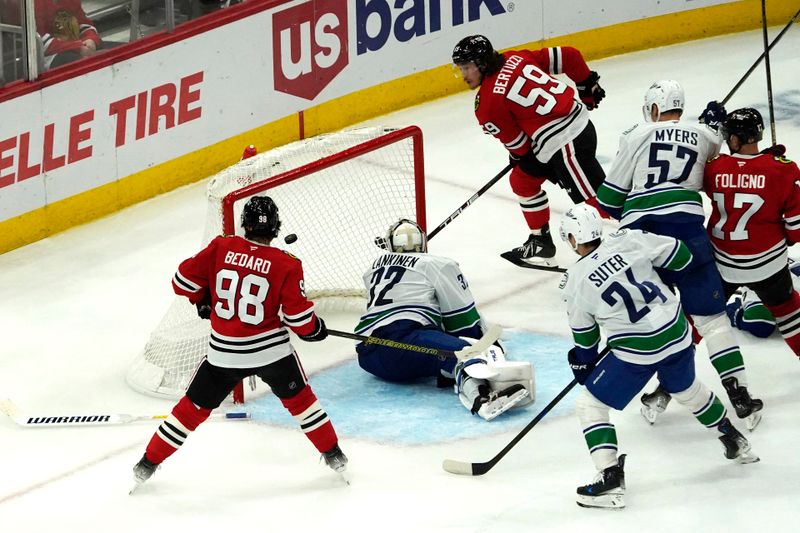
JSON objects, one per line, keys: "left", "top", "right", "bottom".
{"left": 639, "top": 385, "right": 672, "bottom": 425}
{"left": 130, "top": 454, "right": 159, "bottom": 494}
{"left": 722, "top": 377, "right": 763, "bottom": 431}
{"left": 576, "top": 454, "right": 626, "bottom": 510}
{"left": 500, "top": 224, "right": 557, "bottom": 268}
{"left": 322, "top": 444, "right": 348, "bottom": 474}
{"left": 717, "top": 417, "right": 759, "bottom": 464}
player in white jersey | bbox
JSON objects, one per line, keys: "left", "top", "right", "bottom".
{"left": 595, "top": 80, "right": 762, "bottom": 430}
{"left": 355, "top": 219, "right": 532, "bottom": 421}
{"left": 559, "top": 205, "right": 757, "bottom": 510}
{"left": 726, "top": 258, "right": 800, "bottom": 339}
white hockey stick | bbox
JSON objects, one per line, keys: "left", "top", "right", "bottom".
{"left": 1, "top": 399, "right": 249, "bottom": 428}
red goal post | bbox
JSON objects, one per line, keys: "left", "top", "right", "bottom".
{"left": 128, "top": 126, "right": 426, "bottom": 403}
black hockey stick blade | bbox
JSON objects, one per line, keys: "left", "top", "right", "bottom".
{"left": 499, "top": 251, "right": 566, "bottom": 273}
{"left": 442, "top": 379, "right": 579, "bottom": 476}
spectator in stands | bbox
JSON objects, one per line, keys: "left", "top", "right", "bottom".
{"left": 35, "top": 0, "right": 113, "bottom": 70}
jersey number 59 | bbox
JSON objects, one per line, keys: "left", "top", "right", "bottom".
{"left": 507, "top": 64, "right": 568, "bottom": 115}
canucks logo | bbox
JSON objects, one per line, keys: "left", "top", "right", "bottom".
{"left": 558, "top": 272, "right": 569, "bottom": 290}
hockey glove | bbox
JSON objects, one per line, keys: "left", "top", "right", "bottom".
{"left": 299, "top": 317, "right": 328, "bottom": 342}
{"left": 761, "top": 144, "right": 786, "bottom": 157}
{"left": 509, "top": 149, "right": 550, "bottom": 180}
{"left": 196, "top": 293, "right": 212, "bottom": 320}
{"left": 576, "top": 71, "right": 605, "bottom": 110}
{"left": 568, "top": 348, "right": 597, "bottom": 385}
{"left": 698, "top": 101, "right": 727, "bottom": 131}
{"left": 725, "top": 298, "right": 744, "bottom": 329}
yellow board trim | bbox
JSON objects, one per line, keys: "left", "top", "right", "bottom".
{"left": 2, "top": 0, "right": 796, "bottom": 254}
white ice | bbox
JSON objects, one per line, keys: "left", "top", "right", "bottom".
{"left": 2, "top": 27, "right": 800, "bottom": 532}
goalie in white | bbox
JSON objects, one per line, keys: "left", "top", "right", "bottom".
{"left": 356, "top": 218, "right": 533, "bottom": 421}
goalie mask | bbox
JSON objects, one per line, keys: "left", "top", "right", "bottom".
{"left": 642, "top": 80, "right": 685, "bottom": 122}
{"left": 721, "top": 107, "right": 763, "bottom": 146}
{"left": 386, "top": 219, "right": 427, "bottom": 253}
{"left": 241, "top": 196, "right": 281, "bottom": 239}
{"left": 559, "top": 204, "right": 603, "bottom": 251}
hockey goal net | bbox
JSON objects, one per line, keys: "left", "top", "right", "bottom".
{"left": 127, "top": 125, "right": 426, "bottom": 400}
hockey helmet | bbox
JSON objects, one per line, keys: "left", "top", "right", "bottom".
{"left": 387, "top": 218, "right": 427, "bottom": 253}
{"left": 642, "top": 80, "right": 685, "bottom": 122}
{"left": 241, "top": 195, "right": 281, "bottom": 239}
{"left": 559, "top": 204, "right": 603, "bottom": 250}
{"left": 452, "top": 35, "right": 505, "bottom": 76}
{"left": 721, "top": 107, "right": 763, "bottom": 145}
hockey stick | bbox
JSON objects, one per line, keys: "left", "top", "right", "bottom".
{"left": 442, "top": 346, "right": 610, "bottom": 476}
{"left": 761, "top": 0, "right": 777, "bottom": 146}
{"left": 721, "top": 5, "right": 800, "bottom": 106}
{"left": 0, "top": 399, "right": 249, "bottom": 428}
{"left": 328, "top": 323, "right": 502, "bottom": 361}
{"left": 427, "top": 164, "right": 513, "bottom": 240}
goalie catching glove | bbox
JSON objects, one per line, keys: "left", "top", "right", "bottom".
{"left": 298, "top": 317, "right": 328, "bottom": 342}
{"left": 576, "top": 71, "right": 605, "bottom": 110}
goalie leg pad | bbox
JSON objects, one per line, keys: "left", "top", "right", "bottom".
{"left": 484, "top": 360, "right": 535, "bottom": 406}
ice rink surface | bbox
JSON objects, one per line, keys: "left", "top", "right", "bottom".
{"left": 2, "top": 26, "right": 800, "bottom": 532}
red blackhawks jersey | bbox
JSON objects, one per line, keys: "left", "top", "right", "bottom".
{"left": 35, "top": 0, "right": 101, "bottom": 62}
{"left": 172, "top": 235, "right": 321, "bottom": 368}
{"left": 475, "top": 47, "right": 591, "bottom": 163}
{"left": 703, "top": 151, "right": 800, "bottom": 283}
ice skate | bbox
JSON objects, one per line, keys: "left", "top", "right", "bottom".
{"left": 576, "top": 454, "right": 626, "bottom": 510}
{"left": 129, "top": 454, "right": 159, "bottom": 495}
{"left": 474, "top": 384, "right": 529, "bottom": 421}
{"left": 639, "top": 385, "right": 672, "bottom": 424}
{"left": 717, "top": 418, "right": 760, "bottom": 464}
{"left": 500, "top": 225, "right": 558, "bottom": 270}
{"left": 722, "top": 377, "right": 763, "bottom": 431}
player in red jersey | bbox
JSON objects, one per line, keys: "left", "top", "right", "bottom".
{"left": 704, "top": 108, "right": 800, "bottom": 359}
{"left": 452, "top": 35, "right": 607, "bottom": 268}
{"left": 131, "top": 196, "right": 347, "bottom": 491}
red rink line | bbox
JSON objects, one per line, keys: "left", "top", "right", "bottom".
{"left": 0, "top": 441, "right": 140, "bottom": 505}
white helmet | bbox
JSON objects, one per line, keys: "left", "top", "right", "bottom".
{"left": 387, "top": 218, "right": 427, "bottom": 253}
{"left": 559, "top": 204, "right": 603, "bottom": 250}
{"left": 642, "top": 80, "right": 684, "bottom": 122}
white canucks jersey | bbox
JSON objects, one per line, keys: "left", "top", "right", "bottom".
{"left": 597, "top": 121, "right": 721, "bottom": 225}
{"left": 356, "top": 253, "right": 480, "bottom": 336}
{"left": 561, "top": 229, "right": 693, "bottom": 365}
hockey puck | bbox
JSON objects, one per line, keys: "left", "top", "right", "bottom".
{"left": 284, "top": 233, "right": 298, "bottom": 244}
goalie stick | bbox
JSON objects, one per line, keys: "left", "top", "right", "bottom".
{"left": 328, "top": 324, "right": 503, "bottom": 361}
{"left": 0, "top": 399, "right": 249, "bottom": 428}
{"left": 442, "top": 346, "right": 610, "bottom": 476}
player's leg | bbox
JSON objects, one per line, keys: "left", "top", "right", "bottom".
{"left": 575, "top": 355, "right": 654, "bottom": 509}
{"left": 751, "top": 267, "right": 800, "bottom": 358}
{"left": 502, "top": 166, "right": 556, "bottom": 265}
{"left": 549, "top": 121, "right": 609, "bottom": 218}
{"left": 133, "top": 360, "right": 238, "bottom": 485}
{"left": 257, "top": 352, "right": 346, "bottom": 472}
{"left": 658, "top": 347, "right": 758, "bottom": 463}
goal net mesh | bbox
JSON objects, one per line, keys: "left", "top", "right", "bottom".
{"left": 127, "top": 126, "right": 425, "bottom": 399}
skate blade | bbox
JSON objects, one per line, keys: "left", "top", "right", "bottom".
{"left": 745, "top": 412, "right": 762, "bottom": 432}
{"left": 640, "top": 405, "right": 659, "bottom": 425}
{"left": 576, "top": 492, "right": 625, "bottom": 510}
{"left": 735, "top": 451, "right": 760, "bottom": 464}
{"left": 480, "top": 389, "right": 529, "bottom": 421}
{"left": 338, "top": 471, "right": 351, "bottom": 486}
{"left": 129, "top": 481, "right": 144, "bottom": 495}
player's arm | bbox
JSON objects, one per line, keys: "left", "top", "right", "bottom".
{"left": 595, "top": 133, "right": 637, "bottom": 219}
{"left": 172, "top": 239, "right": 217, "bottom": 304}
{"left": 432, "top": 260, "right": 483, "bottom": 338}
{"left": 781, "top": 161, "right": 800, "bottom": 244}
{"left": 280, "top": 258, "right": 327, "bottom": 341}
{"left": 526, "top": 47, "right": 604, "bottom": 110}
